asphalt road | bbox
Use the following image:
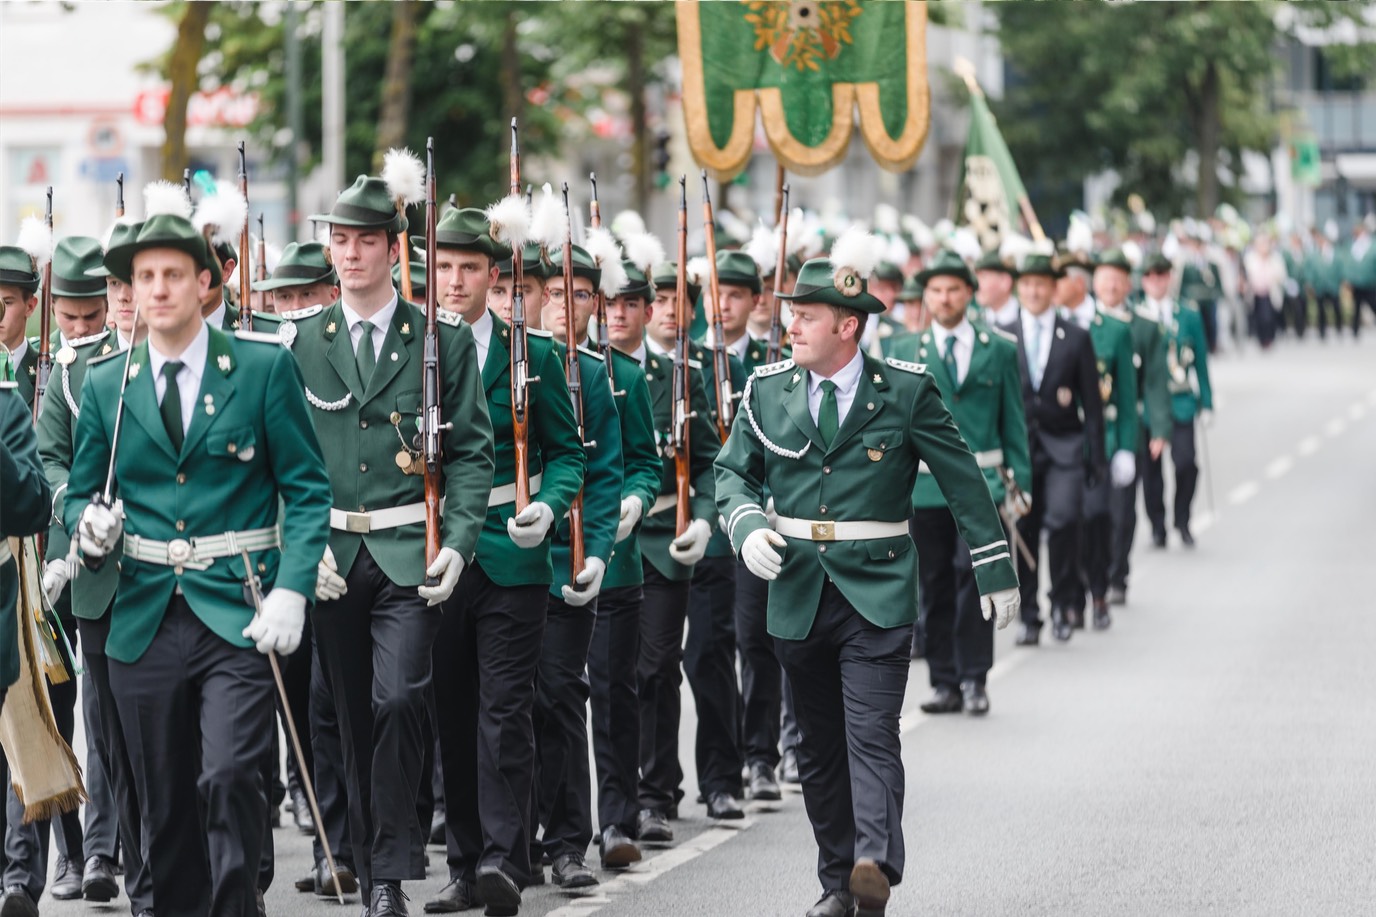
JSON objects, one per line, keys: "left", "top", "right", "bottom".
{"left": 39, "top": 333, "right": 1376, "bottom": 917}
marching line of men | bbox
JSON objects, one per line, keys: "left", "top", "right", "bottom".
{"left": 0, "top": 171, "right": 1219, "bottom": 917}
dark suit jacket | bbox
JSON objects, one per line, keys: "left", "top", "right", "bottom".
{"left": 998, "top": 312, "right": 1106, "bottom": 473}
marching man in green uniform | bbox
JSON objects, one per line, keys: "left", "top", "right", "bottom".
{"left": 423, "top": 207, "right": 584, "bottom": 913}
{"left": 715, "top": 233, "right": 1020, "bottom": 917}
{"left": 1138, "top": 255, "right": 1212, "bottom": 548}
{"left": 0, "top": 241, "right": 41, "bottom": 410}
{"left": 287, "top": 176, "right": 496, "bottom": 916}
{"left": 251, "top": 241, "right": 338, "bottom": 315}
{"left": 64, "top": 212, "right": 333, "bottom": 917}
{"left": 889, "top": 250, "right": 1031, "bottom": 716}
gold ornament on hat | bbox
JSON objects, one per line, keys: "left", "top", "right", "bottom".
{"left": 836, "top": 269, "right": 861, "bottom": 296}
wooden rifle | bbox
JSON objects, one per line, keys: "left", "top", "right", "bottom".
{"left": 699, "top": 171, "right": 734, "bottom": 443}
{"left": 421, "top": 138, "right": 448, "bottom": 585}
{"left": 237, "top": 142, "right": 253, "bottom": 330}
{"left": 255, "top": 213, "right": 267, "bottom": 286}
{"left": 673, "top": 177, "right": 693, "bottom": 538}
{"left": 115, "top": 172, "right": 125, "bottom": 219}
{"left": 560, "top": 184, "right": 590, "bottom": 574}
{"left": 33, "top": 188, "right": 54, "bottom": 424}
{"left": 509, "top": 118, "right": 533, "bottom": 512}
{"left": 587, "top": 173, "right": 618, "bottom": 393}
{"left": 766, "top": 182, "right": 791, "bottom": 364}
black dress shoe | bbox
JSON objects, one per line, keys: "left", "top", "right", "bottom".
{"left": 1050, "top": 607, "right": 1073, "bottom": 642}
{"left": 918, "top": 685, "right": 962, "bottom": 714}
{"left": 705, "top": 791, "right": 744, "bottom": 819}
{"left": 960, "top": 680, "right": 989, "bottom": 716}
{"left": 315, "top": 860, "right": 359, "bottom": 897}
{"left": 429, "top": 807, "right": 447, "bottom": 846}
{"left": 1014, "top": 623, "right": 1040, "bottom": 646}
{"left": 1107, "top": 586, "right": 1126, "bottom": 606}
{"left": 82, "top": 855, "right": 119, "bottom": 902}
{"left": 371, "top": 881, "right": 410, "bottom": 917}
{"left": 779, "top": 748, "right": 801, "bottom": 784}
{"left": 748, "top": 761, "right": 782, "bottom": 800}
{"left": 599, "top": 825, "right": 641, "bottom": 868}
{"left": 1092, "top": 598, "right": 1111, "bottom": 631}
{"left": 52, "top": 854, "right": 83, "bottom": 899}
{"left": 636, "top": 808, "right": 673, "bottom": 843}
{"left": 1151, "top": 529, "right": 1167, "bottom": 548}
{"left": 1176, "top": 525, "right": 1195, "bottom": 547}
{"left": 256, "top": 889, "right": 267, "bottom": 917}
{"left": 291, "top": 786, "right": 315, "bottom": 835}
{"left": 423, "top": 878, "right": 481, "bottom": 913}
{"left": 1068, "top": 606, "right": 1085, "bottom": 630}
{"left": 0, "top": 886, "right": 37, "bottom": 917}
{"left": 805, "top": 889, "right": 857, "bottom": 917}
{"left": 849, "top": 858, "right": 890, "bottom": 916}
{"left": 551, "top": 853, "right": 598, "bottom": 889}
{"left": 475, "top": 867, "right": 519, "bottom": 917}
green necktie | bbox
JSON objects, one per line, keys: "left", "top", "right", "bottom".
{"left": 818, "top": 379, "right": 839, "bottom": 447}
{"left": 160, "top": 361, "right": 185, "bottom": 452}
{"left": 355, "top": 321, "right": 376, "bottom": 386}
{"left": 943, "top": 334, "right": 959, "bottom": 386}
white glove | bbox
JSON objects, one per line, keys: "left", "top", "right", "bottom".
{"left": 980, "top": 587, "right": 1020, "bottom": 630}
{"left": 668, "top": 518, "right": 712, "bottom": 566}
{"left": 741, "top": 528, "right": 786, "bottom": 582}
{"left": 561, "top": 557, "right": 607, "bottom": 607}
{"left": 417, "top": 547, "right": 464, "bottom": 606}
{"left": 1198, "top": 409, "right": 1214, "bottom": 429}
{"left": 507, "top": 502, "right": 555, "bottom": 549}
{"left": 615, "top": 496, "right": 643, "bottom": 543}
{"left": 243, "top": 588, "right": 307, "bottom": 656}
{"left": 1110, "top": 449, "right": 1137, "bottom": 488}
{"left": 78, "top": 500, "right": 123, "bottom": 559}
{"left": 42, "top": 559, "right": 72, "bottom": 607}
{"left": 315, "top": 545, "right": 347, "bottom": 602}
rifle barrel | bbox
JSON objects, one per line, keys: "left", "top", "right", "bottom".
{"left": 238, "top": 142, "right": 252, "bottom": 330}
{"left": 673, "top": 177, "right": 692, "bottom": 537}
{"left": 509, "top": 118, "right": 532, "bottom": 512}
{"left": 767, "top": 182, "right": 790, "bottom": 364}
{"left": 561, "top": 182, "right": 586, "bottom": 574}
{"left": 699, "top": 171, "right": 733, "bottom": 443}
{"left": 421, "top": 137, "right": 443, "bottom": 583}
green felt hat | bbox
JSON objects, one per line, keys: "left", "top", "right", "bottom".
{"left": 1142, "top": 253, "right": 1172, "bottom": 275}
{"left": 716, "top": 250, "right": 762, "bottom": 293}
{"left": 88, "top": 221, "right": 142, "bottom": 281}
{"left": 619, "top": 260, "right": 653, "bottom": 300}
{"left": 1015, "top": 253, "right": 1062, "bottom": 279}
{"left": 253, "top": 242, "right": 336, "bottom": 291}
{"left": 50, "top": 237, "right": 109, "bottom": 298}
{"left": 546, "top": 245, "right": 600, "bottom": 288}
{"left": 974, "top": 251, "right": 1016, "bottom": 275}
{"left": 392, "top": 261, "right": 427, "bottom": 296}
{"left": 310, "top": 175, "right": 407, "bottom": 232}
{"left": 1093, "top": 248, "right": 1133, "bottom": 274}
{"left": 915, "top": 248, "right": 977, "bottom": 292}
{"left": 214, "top": 240, "right": 238, "bottom": 267}
{"left": 0, "top": 247, "right": 41, "bottom": 295}
{"left": 776, "top": 257, "right": 886, "bottom": 313}
{"left": 897, "top": 275, "right": 924, "bottom": 303}
{"left": 873, "top": 260, "right": 905, "bottom": 284}
{"left": 497, "top": 243, "right": 551, "bottom": 281}
{"left": 103, "top": 214, "right": 212, "bottom": 285}
{"left": 434, "top": 208, "right": 497, "bottom": 257}
{"left": 651, "top": 262, "right": 702, "bottom": 304}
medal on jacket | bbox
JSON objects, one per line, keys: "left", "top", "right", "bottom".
{"left": 1100, "top": 373, "right": 1113, "bottom": 403}
{"left": 1057, "top": 386, "right": 1073, "bottom": 407}
{"left": 867, "top": 448, "right": 884, "bottom": 462}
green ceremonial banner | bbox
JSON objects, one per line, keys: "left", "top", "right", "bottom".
{"left": 959, "top": 88, "right": 1038, "bottom": 251}
{"left": 677, "top": 0, "right": 929, "bottom": 179}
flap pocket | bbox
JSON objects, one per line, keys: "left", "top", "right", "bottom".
{"left": 866, "top": 536, "right": 913, "bottom": 562}
{"left": 861, "top": 428, "right": 903, "bottom": 456}
{"left": 207, "top": 426, "right": 257, "bottom": 462}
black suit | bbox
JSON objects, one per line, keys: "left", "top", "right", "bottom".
{"left": 999, "top": 313, "right": 1105, "bottom": 624}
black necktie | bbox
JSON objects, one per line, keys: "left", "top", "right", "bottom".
{"left": 160, "top": 361, "right": 185, "bottom": 452}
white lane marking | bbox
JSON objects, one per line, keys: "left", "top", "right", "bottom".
{"left": 1228, "top": 481, "right": 1260, "bottom": 505}
{"left": 1193, "top": 510, "right": 1216, "bottom": 534}
{"left": 1325, "top": 417, "right": 1347, "bottom": 437}
{"left": 1265, "top": 456, "right": 1294, "bottom": 480}
{"left": 1350, "top": 402, "right": 1367, "bottom": 421}
{"left": 1297, "top": 435, "right": 1322, "bottom": 457}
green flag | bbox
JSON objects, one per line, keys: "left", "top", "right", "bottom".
{"left": 678, "top": 0, "right": 929, "bottom": 178}
{"left": 958, "top": 84, "right": 1041, "bottom": 252}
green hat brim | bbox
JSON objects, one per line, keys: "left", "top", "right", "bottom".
{"left": 308, "top": 208, "right": 407, "bottom": 233}
{"left": 0, "top": 272, "right": 40, "bottom": 295}
{"left": 104, "top": 237, "right": 211, "bottom": 291}
{"left": 253, "top": 267, "right": 338, "bottom": 292}
{"left": 914, "top": 264, "right": 978, "bottom": 292}
{"left": 49, "top": 277, "right": 109, "bottom": 298}
{"left": 776, "top": 284, "right": 886, "bottom": 314}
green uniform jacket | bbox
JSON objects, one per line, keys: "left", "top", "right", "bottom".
{"left": 1179, "top": 259, "right": 1221, "bottom": 307}
{"left": 691, "top": 341, "right": 746, "bottom": 559}
{"left": 1, "top": 382, "right": 51, "bottom": 688}
{"left": 1108, "top": 306, "right": 1172, "bottom": 440}
{"left": 1304, "top": 249, "right": 1343, "bottom": 297}
{"left": 601, "top": 349, "right": 662, "bottom": 592}
{"left": 65, "top": 327, "right": 333, "bottom": 664}
{"left": 12, "top": 338, "right": 39, "bottom": 411}
{"left": 638, "top": 345, "right": 719, "bottom": 582}
{"left": 1157, "top": 302, "right": 1213, "bottom": 422}
{"left": 473, "top": 315, "right": 584, "bottom": 587}
{"left": 714, "top": 354, "right": 1018, "bottom": 641}
{"left": 1083, "top": 311, "right": 1139, "bottom": 456}
{"left": 37, "top": 331, "right": 122, "bottom": 620}
{"left": 890, "top": 326, "right": 1032, "bottom": 509}
{"left": 1345, "top": 241, "right": 1376, "bottom": 289}
{"left": 284, "top": 300, "right": 495, "bottom": 585}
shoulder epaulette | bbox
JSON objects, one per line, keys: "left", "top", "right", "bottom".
{"left": 526, "top": 327, "right": 553, "bottom": 338}
{"left": 990, "top": 326, "right": 1018, "bottom": 344}
{"left": 577, "top": 344, "right": 605, "bottom": 361}
{"left": 753, "top": 358, "right": 794, "bottom": 378}
{"left": 1134, "top": 305, "right": 1156, "bottom": 321}
{"left": 436, "top": 310, "right": 464, "bottom": 327}
{"left": 885, "top": 357, "right": 926, "bottom": 375}
{"left": 279, "top": 304, "right": 325, "bottom": 320}
{"left": 87, "top": 348, "right": 127, "bottom": 368}
{"left": 687, "top": 358, "right": 703, "bottom": 370}
{"left": 70, "top": 329, "right": 111, "bottom": 349}
{"left": 235, "top": 329, "right": 285, "bottom": 346}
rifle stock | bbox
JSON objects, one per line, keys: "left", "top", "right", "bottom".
{"left": 673, "top": 177, "right": 692, "bottom": 537}
{"left": 767, "top": 181, "right": 791, "bottom": 364}
{"left": 510, "top": 118, "right": 532, "bottom": 511}
{"left": 699, "top": 171, "right": 734, "bottom": 443}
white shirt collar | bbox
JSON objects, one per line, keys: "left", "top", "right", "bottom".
{"left": 643, "top": 336, "right": 669, "bottom": 361}
{"left": 807, "top": 348, "right": 864, "bottom": 397}
{"left": 9, "top": 338, "right": 27, "bottom": 367}
{"left": 340, "top": 292, "right": 399, "bottom": 337}
{"left": 148, "top": 319, "right": 210, "bottom": 385}
{"left": 117, "top": 330, "right": 132, "bottom": 350}
{"left": 932, "top": 317, "right": 974, "bottom": 349}
{"left": 466, "top": 308, "right": 494, "bottom": 364}
{"left": 206, "top": 299, "right": 228, "bottom": 331}
{"left": 1069, "top": 296, "right": 1097, "bottom": 329}
{"left": 1021, "top": 307, "right": 1055, "bottom": 336}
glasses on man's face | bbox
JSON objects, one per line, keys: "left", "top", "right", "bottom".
{"left": 547, "top": 288, "right": 593, "bottom": 305}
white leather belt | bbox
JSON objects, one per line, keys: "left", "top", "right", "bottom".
{"left": 124, "top": 527, "right": 280, "bottom": 570}
{"left": 488, "top": 472, "right": 542, "bottom": 508}
{"left": 648, "top": 486, "right": 695, "bottom": 517}
{"left": 918, "top": 448, "right": 1004, "bottom": 475}
{"left": 773, "top": 516, "right": 907, "bottom": 542}
{"left": 331, "top": 502, "right": 429, "bottom": 533}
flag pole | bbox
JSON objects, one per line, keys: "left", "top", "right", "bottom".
{"left": 954, "top": 57, "right": 1047, "bottom": 243}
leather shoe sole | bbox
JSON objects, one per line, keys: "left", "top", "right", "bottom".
{"left": 600, "top": 830, "right": 642, "bottom": 868}
{"left": 476, "top": 868, "right": 520, "bottom": 917}
{"left": 849, "top": 859, "right": 889, "bottom": 915}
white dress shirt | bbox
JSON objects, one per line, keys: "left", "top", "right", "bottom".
{"left": 991, "top": 298, "right": 1021, "bottom": 328}
{"left": 931, "top": 318, "right": 975, "bottom": 387}
{"left": 149, "top": 320, "right": 210, "bottom": 435}
{"left": 1144, "top": 297, "right": 1173, "bottom": 331}
{"left": 341, "top": 293, "right": 398, "bottom": 364}
{"left": 1020, "top": 308, "right": 1056, "bottom": 389}
{"left": 807, "top": 349, "right": 864, "bottom": 429}
{"left": 1066, "top": 296, "right": 1097, "bottom": 331}
{"left": 642, "top": 336, "right": 668, "bottom": 365}
{"left": 8, "top": 338, "right": 27, "bottom": 370}
{"left": 466, "top": 308, "right": 494, "bottom": 371}
{"left": 206, "top": 299, "right": 228, "bottom": 332}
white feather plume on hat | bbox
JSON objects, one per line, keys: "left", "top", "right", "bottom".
{"left": 901, "top": 214, "right": 934, "bottom": 250}
{"left": 381, "top": 147, "right": 425, "bottom": 207}
{"left": 949, "top": 227, "right": 981, "bottom": 263}
{"left": 100, "top": 216, "right": 137, "bottom": 251}
{"left": 1065, "top": 211, "right": 1095, "bottom": 257}
{"left": 998, "top": 232, "right": 1034, "bottom": 263}
{"left": 784, "top": 208, "right": 808, "bottom": 256}
{"left": 485, "top": 194, "right": 532, "bottom": 247}
{"left": 873, "top": 203, "right": 901, "bottom": 236}
{"left": 828, "top": 227, "right": 884, "bottom": 296}
{"left": 192, "top": 180, "right": 248, "bottom": 244}
{"left": 583, "top": 226, "right": 627, "bottom": 298}
{"left": 621, "top": 231, "right": 665, "bottom": 277}
{"left": 529, "top": 184, "right": 566, "bottom": 252}
{"left": 744, "top": 224, "right": 776, "bottom": 274}
{"left": 16, "top": 217, "right": 52, "bottom": 271}
{"left": 610, "top": 210, "right": 647, "bottom": 241}
{"left": 143, "top": 180, "right": 193, "bottom": 220}
{"left": 685, "top": 257, "right": 709, "bottom": 288}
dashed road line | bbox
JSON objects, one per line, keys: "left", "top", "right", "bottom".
{"left": 1228, "top": 481, "right": 1260, "bottom": 505}
{"left": 1349, "top": 402, "right": 1367, "bottom": 421}
{"left": 1297, "top": 435, "right": 1322, "bottom": 457}
{"left": 1325, "top": 417, "right": 1348, "bottom": 437}
{"left": 1264, "top": 456, "right": 1294, "bottom": 480}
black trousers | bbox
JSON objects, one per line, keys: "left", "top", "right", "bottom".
{"left": 434, "top": 561, "right": 546, "bottom": 886}
{"left": 1352, "top": 285, "right": 1376, "bottom": 337}
{"left": 734, "top": 558, "right": 782, "bottom": 770}
{"left": 779, "top": 580, "right": 911, "bottom": 892}
{"left": 1107, "top": 427, "right": 1150, "bottom": 593}
{"left": 1017, "top": 457, "right": 1084, "bottom": 625}
{"left": 637, "top": 562, "right": 690, "bottom": 813}
{"left": 1198, "top": 298, "right": 1219, "bottom": 353}
{"left": 532, "top": 593, "right": 597, "bottom": 860}
{"left": 280, "top": 622, "right": 312, "bottom": 801}
{"left": 911, "top": 508, "right": 992, "bottom": 687}
{"left": 111, "top": 597, "right": 274, "bottom": 917}
{"left": 77, "top": 613, "right": 154, "bottom": 913}
{"left": 1144, "top": 420, "right": 1198, "bottom": 534}
{"left": 1315, "top": 293, "right": 1342, "bottom": 339}
{"left": 587, "top": 584, "right": 642, "bottom": 833}
{"left": 682, "top": 556, "right": 744, "bottom": 798}
{"left": 1252, "top": 295, "right": 1278, "bottom": 348}
{"left": 312, "top": 544, "right": 440, "bottom": 891}
{"left": 308, "top": 636, "right": 352, "bottom": 868}
{"left": 1074, "top": 474, "right": 1114, "bottom": 609}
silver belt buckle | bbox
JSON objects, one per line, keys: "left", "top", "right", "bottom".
{"left": 167, "top": 539, "right": 194, "bottom": 564}
{"left": 811, "top": 522, "right": 835, "bottom": 542}
{"left": 344, "top": 511, "right": 371, "bottom": 534}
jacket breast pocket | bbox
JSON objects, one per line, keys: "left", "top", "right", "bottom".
{"left": 206, "top": 427, "right": 258, "bottom": 463}
{"left": 866, "top": 535, "right": 913, "bottom": 562}
{"left": 860, "top": 429, "right": 903, "bottom": 462}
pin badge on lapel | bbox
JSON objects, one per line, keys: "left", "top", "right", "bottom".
{"left": 128, "top": 362, "right": 141, "bottom": 379}
{"left": 1055, "top": 327, "right": 1065, "bottom": 339}
{"left": 237, "top": 446, "right": 255, "bottom": 461}
{"left": 867, "top": 448, "right": 884, "bottom": 462}
{"left": 218, "top": 354, "right": 231, "bottom": 372}
{"left": 401, "top": 323, "right": 410, "bottom": 334}
{"left": 1057, "top": 386, "right": 1073, "bottom": 407}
